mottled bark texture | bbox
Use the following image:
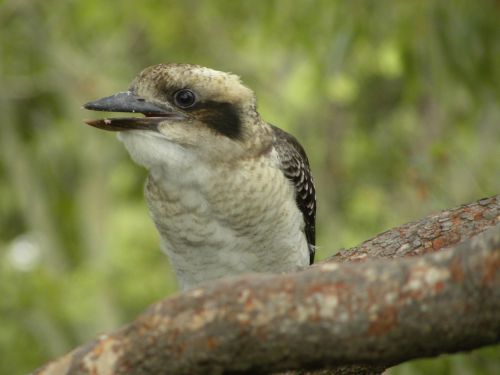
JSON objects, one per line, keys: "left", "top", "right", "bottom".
{"left": 328, "top": 195, "right": 498, "bottom": 263}
{"left": 33, "top": 196, "right": 499, "bottom": 375}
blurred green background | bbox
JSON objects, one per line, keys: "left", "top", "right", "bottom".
{"left": 1, "top": 0, "right": 499, "bottom": 374}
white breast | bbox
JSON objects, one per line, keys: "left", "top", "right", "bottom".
{"left": 118, "top": 130, "right": 309, "bottom": 290}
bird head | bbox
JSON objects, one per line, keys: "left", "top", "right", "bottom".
{"left": 83, "top": 64, "right": 272, "bottom": 169}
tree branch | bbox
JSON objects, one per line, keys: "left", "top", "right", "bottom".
{"left": 328, "top": 195, "right": 498, "bottom": 263}
{"left": 33, "top": 196, "right": 499, "bottom": 375}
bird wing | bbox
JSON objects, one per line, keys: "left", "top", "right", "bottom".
{"left": 271, "top": 125, "right": 316, "bottom": 264}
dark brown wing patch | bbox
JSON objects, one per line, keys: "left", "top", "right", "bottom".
{"left": 271, "top": 125, "right": 316, "bottom": 264}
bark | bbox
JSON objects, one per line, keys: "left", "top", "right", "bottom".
{"left": 33, "top": 195, "right": 500, "bottom": 375}
{"left": 329, "top": 195, "right": 498, "bottom": 263}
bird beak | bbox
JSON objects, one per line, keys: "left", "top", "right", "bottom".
{"left": 82, "top": 91, "right": 186, "bottom": 131}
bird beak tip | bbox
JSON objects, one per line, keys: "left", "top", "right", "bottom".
{"left": 83, "top": 118, "right": 99, "bottom": 127}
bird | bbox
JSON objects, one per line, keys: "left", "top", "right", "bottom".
{"left": 83, "top": 63, "right": 316, "bottom": 290}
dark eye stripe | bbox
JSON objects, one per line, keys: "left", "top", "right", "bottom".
{"left": 192, "top": 101, "right": 242, "bottom": 139}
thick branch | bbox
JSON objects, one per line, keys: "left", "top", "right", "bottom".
{"left": 328, "top": 195, "right": 498, "bottom": 263}
{"left": 33, "top": 196, "right": 499, "bottom": 375}
{"left": 292, "top": 195, "right": 499, "bottom": 375}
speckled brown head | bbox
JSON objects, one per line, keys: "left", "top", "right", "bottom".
{"left": 83, "top": 64, "right": 271, "bottom": 165}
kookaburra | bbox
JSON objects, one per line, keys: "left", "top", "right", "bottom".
{"left": 83, "top": 64, "right": 315, "bottom": 290}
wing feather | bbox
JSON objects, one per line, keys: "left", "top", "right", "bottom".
{"left": 271, "top": 125, "right": 316, "bottom": 264}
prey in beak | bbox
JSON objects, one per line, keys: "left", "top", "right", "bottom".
{"left": 83, "top": 91, "right": 186, "bottom": 131}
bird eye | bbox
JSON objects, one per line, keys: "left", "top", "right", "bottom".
{"left": 173, "top": 89, "right": 197, "bottom": 108}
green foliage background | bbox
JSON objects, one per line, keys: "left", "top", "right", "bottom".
{"left": 0, "top": 1, "right": 498, "bottom": 373}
